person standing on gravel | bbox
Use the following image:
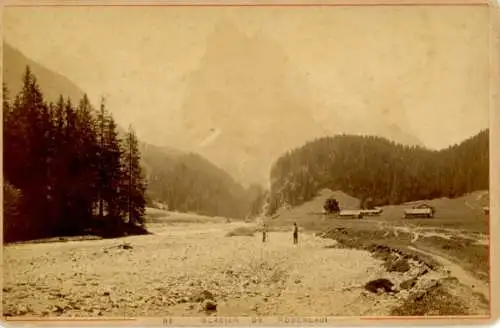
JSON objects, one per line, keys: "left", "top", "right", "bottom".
{"left": 262, "top": 223, "right": 268, "bottom": 243}
{"left": 293, "top": 222, "right": 299, "bottom": 245}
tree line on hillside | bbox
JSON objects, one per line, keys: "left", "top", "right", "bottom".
{"left": 3, "top": 66, "right": 147, "bottom": 242}
{"left": 143, "top": 147, "right": 268, "bottom": 219}
{"left": 268, "top": 132, "right": 489, "bottom": 215}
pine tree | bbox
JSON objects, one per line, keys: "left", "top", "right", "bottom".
{"left": 2, "top": 84, "right": 24, "bottom": 241}
{"left": 4, "top": 74, "right": 30, "bottom": 189}
{"left": 19, "top": 67, "right": 51, "bottom": 227}
{"left": 104, "top": 116, "right": 123, "bottom": 219}
{"left": 74, "top": 94, "right": 100, "bottom": 223}
{"left": 42, "top": 101, "right": 58, "bottom": 229}
{"left": 3, "top": 181, "right": 24, "bottom": 242}
{"left": 4, "top": 66, "right": 154, "bottom": 241}
{"left": 50, "top": 96, "right": 67, "bottom": 230}
{"left": 95, "top": 98, "right": 123, "bottom": 220}
{"left": 3, "top": 67, "right": 56, "bottom": 236}
{"left": 96, "top": 97, "right": 107, "bottom": 219}
{"left": 56, "top": 98, "right": 81, "bottom": 233}
{"left": 2, "top": 83, "right": 17, "bottom": 184}
{"left": 121, "top": 126, "right": 147, "bottom": 226}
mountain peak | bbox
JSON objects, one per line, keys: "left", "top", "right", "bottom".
{"left": 178, "top": 20, "right": 423, "bottom": 186}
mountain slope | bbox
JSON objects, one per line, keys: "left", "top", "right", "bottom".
{"left": 2, "top": 40, "right": 262, "bottom": 219}
{"left": 3, "top": 42, "right": 85, "bottom": 103}
{"left": 268, "top": 130, "right": 489, "bottom": 214}
{"left": 178, "top": 20, "right": 423, "bottom": 186}
{"left": 141, "top": 144, "right": 256, "bottom": 218}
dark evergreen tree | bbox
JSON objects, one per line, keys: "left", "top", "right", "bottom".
{"left": 2, "top": 85, "right": 24, "bottom": 240}
{"left": 17, "top": 67, "right": 50, "bottom": 228}
{"left": 96, "top": 98, "right": 123, "bottom": 220}
{"left": 120, "top": 126, "right": 147, "bottom": 226}
{"left": 103, "top": 116, "right": 123, "bottom": 219}
{"left": 96, "top": 98, "right": 107, "bottom": 219}
{"left": 362, "top": 197, "right": 375, "bottom": 210}
{"left": 3, "top": 66, "right": 150, "bottom": 242}
{"left": 3, "top": 182, "right": 24, "bottom": 241}
{"left": 74, "top": 95, "right": 100, "bottom": 224}
{"left": 324, "top": 198, "right": 340, "bottom": 214}
{"left": 50, "top": 96, "right": 67, "bottom": 230}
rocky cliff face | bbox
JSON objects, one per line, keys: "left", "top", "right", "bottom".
{"left": 178, "top": 20, "right": 423, "bottom": 186}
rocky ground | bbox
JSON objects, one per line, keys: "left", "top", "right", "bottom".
{"left": 2, "top": 211, "right": 490, "bottom": 318}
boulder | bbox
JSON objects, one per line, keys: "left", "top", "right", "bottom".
{"left": 364, "top": 278, "right": 395, "bottom": 294}
{"left": 202, "top": 299, "right": 217, "bottom": 312}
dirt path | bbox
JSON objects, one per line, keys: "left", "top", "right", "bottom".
{"left": 406, "top": 246, "right": 489, "bottom": 301}
{"left": 3, "top": 222, "right": 429, "bottom": 317}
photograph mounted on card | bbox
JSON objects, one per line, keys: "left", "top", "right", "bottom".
{"left": 1, "top": 0, "right": 498, "bottom": 325}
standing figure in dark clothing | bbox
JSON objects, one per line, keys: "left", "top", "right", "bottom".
{"left": 293, "top": 222, "right": 298, "bottom": 244}
{"left": 262, "top": 223, "right": 267, "bottom": 243}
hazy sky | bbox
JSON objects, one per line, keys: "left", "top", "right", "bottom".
{"left": 3, "top": 5, "right": 490, "bottom": 152}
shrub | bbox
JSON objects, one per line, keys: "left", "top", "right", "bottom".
{"left": 324, "top": 197, "right": 340, "bottom": 214}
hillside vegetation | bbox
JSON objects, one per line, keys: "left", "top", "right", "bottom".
{"left": 268, "top": 132, "right": 488, "bottom": 214}
{"left": 3, "top": 67, "right": 266, "bottom": 243}
{"left": 3, "top": 67, "right": 148, "bottom": 242}
{"left": 3, "top": 43, "right": 267, "bottom": 235}
{"left": 141, "top": 143, "right": 266, "bottom": 219}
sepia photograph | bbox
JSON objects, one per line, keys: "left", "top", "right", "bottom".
{"left": 1, "top": 0, "right": 497, "bottom": 324}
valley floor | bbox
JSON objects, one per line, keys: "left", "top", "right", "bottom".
{"left": 2, "top": 210, "right": 491, "bottom": 318}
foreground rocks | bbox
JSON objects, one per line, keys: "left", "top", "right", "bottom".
{"left": 3, "top": 222, "right": 489, "bottom": 317}
{"left": 322, "top": 226, "right": 490, "bottom": 316}
{"left": 364, "top": 279, "right": 396, "bottom": 294}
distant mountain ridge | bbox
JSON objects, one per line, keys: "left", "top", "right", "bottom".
{"left": 4, "top": 29, "right": 425, "bottom": 188}
{"left": 3, "top": 41, "right": 262, "bottom": 219}
{"left": 3, "top": 42, "right": 85, "bottom": 103}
